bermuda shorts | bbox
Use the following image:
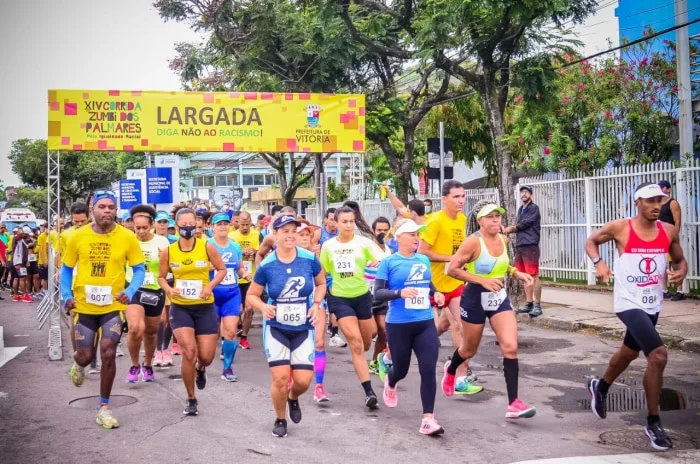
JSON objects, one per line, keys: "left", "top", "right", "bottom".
{"left": 430, "top": 284, "right": 464, "bottom": 309}
{"left": 73, "top": 311, "right": 124, "bottom": 349}
{"left": 129, "top": 288, "right": 166, "bottom": 318}
{"left": 617, "top": 309, "right": 663, "bottom": 356}
{"left": 263, "top": 322, "right": 315, "bottom": 369}
{"left": 459, "top": 283, "right": 513, "bottom": 325}
{"left": 514, "top": 245, "right": 540, "bottom": 275}
{"left": 169, "top": 302, "right": 219, "bottom": 335}
{"left": 327, "top": 291, "right": 373, "bottom": 321}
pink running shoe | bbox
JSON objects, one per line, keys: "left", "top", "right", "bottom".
{"left": 141, "top": 365, "right": 155, "bottom": 382}
{"left": 313, "top": 384, "right": 330, "bottom": 403}
{"left": 383, "top": 375, "right": 397, "bottom": 408}
{"left": 161, "top": 350, "right": 174, "bottom": 367}
{"left": 171, "top": 343, "right": 181, "bottom": 355}
{"left": 506, "top": 399, "right": 537, "bottom": 419}
{"left": 420, "top": 417, "right": 445, "bottom": 436}
{"left": 153, "top": 351, "right": 163, "bottom": 367}
{"left": 441, "top": 361, "right": 455, "bottom": 397}
{"left": 126, "top": 365, "right": 140, "bottom": 383}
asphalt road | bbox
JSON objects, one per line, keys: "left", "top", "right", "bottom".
{"left": 1, "top": 298, "right": 699, "bottom": 464}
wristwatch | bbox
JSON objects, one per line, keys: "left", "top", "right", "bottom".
{"left": 592, "top": 257, "right": 602, "bottom": 265}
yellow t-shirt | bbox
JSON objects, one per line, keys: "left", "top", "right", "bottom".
{"left": 59, "top": 226, "right": 79, "bottom": 254}
{"left": 48, "top": 230, "right": 59, "bottom": 252}
{"left": 228, "top": 229, "right": 260, "bottom": 284}
{"left": 421, "top": 210, "right": 467, "bottom": 293}
{"left": 62, "top": 224, "right": 145, "bottom": 315}
{"left": 36, "top": 232, "right": 48, "bottom": 266}
{"left": 167, "top": 238, "right": 213, "bottom": 306}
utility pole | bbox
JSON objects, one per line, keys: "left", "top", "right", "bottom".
{"left": 439, "top": 122, "right": 445, "bottom": 190}
{"left": 675, "top": 0, "right": 693, "bottom": 167}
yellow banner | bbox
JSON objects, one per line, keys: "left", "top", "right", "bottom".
{"left": 47, "top": 90, "right": 365, "bottom": 153}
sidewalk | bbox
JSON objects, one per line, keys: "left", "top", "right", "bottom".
{"left": 519, "top": 287, "right": 700, "bottom": 353}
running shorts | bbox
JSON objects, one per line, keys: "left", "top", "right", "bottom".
{"left": 73, "top": 311, "right": 124, "bottom": 349}
{"left": 214, "top": 288, "right": 242, "bottom": 318}
{"left": 372, "top": 296, "right": 388, "bottom": 317}
{"left": 514, "top": 245, "right": 540, "bottom": 275}
{"left": 459, "top": 283, "right": 512, "bottom": 324}
{"left": 617, "top": 309, "right": 663, "bottom": 356}
{"left": 27, "top": 262, "right": 39, "bottom": 276}
{"left": 263, "top": 323, "right": 314, "bottom": 369}
{"left": 430, "top": 284, "right": 464, "bottom": 309}
{"left": 169, "top": 302, "right": 218, "bottom": 335}
{"left": 38, "top": 265, "right": 48, "bottom": 281}
{"left": 327, "top": 291, "right": 373, "bottom": 321}
{"left": 239, "top": 283, "right": 250, "bottom": 309}
{"left": 130, "top": 288, "right": 166, "bottom": 318}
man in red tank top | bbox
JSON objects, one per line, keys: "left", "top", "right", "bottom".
{"left": 584, "top": 182, "right": 687, "bottom": 452}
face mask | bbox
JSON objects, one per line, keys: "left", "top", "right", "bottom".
{"left": 376, "top": 232, "right": 386, "bottom": 245}
{"left": 179, "top": 225, "right": 196, "bottom": 239}
{"left": 425, "top": 206, "right": 432, "bottom": 214}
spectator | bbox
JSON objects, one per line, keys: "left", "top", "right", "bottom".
{"left": 658, "top": 180, "right": 684, "bottom": 300}
{"left": 503, "top": 185, "right": 542, "bottom": 317}
{"left": 423, "top": 198, "right": 434, "bottom": 216}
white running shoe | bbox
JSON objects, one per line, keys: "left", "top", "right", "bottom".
{"left": 116, "top": 343, "right": 124, "bottom": 357}
{"left": 329, "top": 334, "right": 347, "bottom": 348}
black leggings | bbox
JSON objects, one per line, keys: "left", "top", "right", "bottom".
{"left": 386, "top": 319, "right": 439, "bottom": 414}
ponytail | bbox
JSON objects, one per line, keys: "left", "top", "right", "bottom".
{"left": 467, "top": 200, "right": 493, "bottom": 236}
{"left": 342, "top": 201, "right": 376, "bottom": 239}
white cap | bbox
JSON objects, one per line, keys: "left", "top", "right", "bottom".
{"left": 22, "top": 226, "right": 32, "bottom": 235}
{"left": 634, "top": 183, "right": 668, "bottom": 200}
{"left": 394, "top": 219, "right": 427, "bottom": 236}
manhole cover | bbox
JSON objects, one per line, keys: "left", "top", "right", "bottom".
{"left": 599, "top": 427, "right": 699, "bottom": 451}
{"left": 578, "top": 388, "right": 698, "bottom": 413}
{"left": 69, "top": 395, "right": 138, "bottom": 410}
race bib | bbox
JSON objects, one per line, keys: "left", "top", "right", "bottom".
{"left": 241, "top": 260, "right": 253, "bottom": 274}
{"left": 18, "top": 267, "right": 27, "bottom": 277}
{"left": 176, "top": 280, "right": 203, "bottom": 300}
{"left": 639, "top": 287, "right": 659, "bottom": 309}
{"left": 28, "top": 253, "right": 37, "bottom": 262}
{"left": 222, "top": 268, "right": 237, "bottom": 285}
{"left": 333, "top": 252, "right": 355, "bottom": 273}
{"left": 481, "top": 288, "right": 507, "bottom": 311}
{"left": 276, "top": 302, "right": 307, "bottom": 326}
{"left": 142, "top": 272, "right": 155, "bottom": 286}
{"left": 405, "top": 287, "right": 430, "bottom": 310}
{"left": 139, "top": 291, "right": 160, "bottom": 306}
{"left": 85, "top": 285, "right": 113, "bottom": 306}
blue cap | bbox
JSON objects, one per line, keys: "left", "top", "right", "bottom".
{"left": 93, "top": 190, "right": 117, "bottom": 205}
{"left": 211, "top": 213, "right": 230, "bottom": 225}
{"left": 122, "top": 212, "right": 132, "bottom": 221}
{"left": 273, "top": 214, "right": 300, "bottom": 230}
{"left": 658, "top": 180, "right": 671, "bottom": 189}
{"left": 168, "top": 219, "right": 175, "bottom": 228}
{"left": 155, "top": 211, "right": 170, "bottom": 222}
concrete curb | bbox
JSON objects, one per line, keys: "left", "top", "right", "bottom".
{"left": 517, "top": 313, "right": 700, "bottom": 354}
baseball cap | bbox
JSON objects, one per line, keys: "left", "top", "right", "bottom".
{"left": 634, "top": 183, "right": 668, "bottom": 200}
{"left": 122, "top": 212, "right": 132, "bottom": 221}
{"left": 519, "top": 185, "right": 533, "bottom": 194}
{"left": 394, "top": 220, "right": 427, "bottom": 236}
{"left": 262, "top": 216, "right": 272, "bottom": 227}
{"left": 168, "top": 219, "right": 176, "bottom": 228}
{"left": 22, "top": 226, "right": 33, "bottom": 235}
{"left": 155, "top": 211, "right": 170, "bottom": 222}
{"left": 211, "top": 213, "right": 230, "bottom": 225}
{"left": 658, "top": 180, "right": 672, "bottom": 189}
{"left": 297, "top": 222, "right": 314, "bottom": 234}
{"left": 273, "top": 215, "right": 300, "bottom": 230}
{"left": 477, "top": 204, "right": 506, "bottom": 219}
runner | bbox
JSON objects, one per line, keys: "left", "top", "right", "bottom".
{"left": 158, "top": 207, "right": 227, "bottom": 416}
{"left": 36, "top": 223, "right": 49, "bottom": 296}
{"left": 121, "top": 212, "right": 134, "bottom": 232}
{"left": 585, "top": 182, "right": 687, "bottom": 451}
{"left": 367, "top": 217, "right": 392, "bottom": 376}
{"left": 320, "top": 206, "right": 381, "bottom": 409}
{"left": 153, "top": 211, "right": 178, "bottom": 367}
{"left": 441, "top": 201, "right": 536, "bottom": 419}
{"left": 373, "top": 219, "right": 445, "bottom": 435}
{"left": 61, "top": 190, "right": 146, "bottom": 429}
{"left": 229, "top": 211, "right": 259, "bottom": 350}
{"left": 246, "top": 214, "right": 326, "bottom": 437}
{"left": 124, "top": 205, "right": 170, "bottom": 383}
{"left": 10, "top": 227, "right": 32, "bottom": 302}
{"left": 209, "top": 213, "right": 252, "bottom": 382}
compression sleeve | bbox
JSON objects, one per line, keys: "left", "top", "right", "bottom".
{"left": 124, "top": 263, "right": 146, "bottom": 299}
{"left": 60, "top": 264, "right": 74, "bottom": 303}
{"left": 373, "top": 279, "right": 402, "bottom": 302}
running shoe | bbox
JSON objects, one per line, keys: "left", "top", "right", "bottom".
{"left": 466, "top": 366, "right": 478, "bottom": 383}
{"left": 69, "top": 362, "right": 85, "bottom": 387}
{"left": 419, "top": 417, "right": 445, "bottom": 436}
{"left": 313, "top": 384, "right": 330, "bottom": 403}
{"left": 369, "top": 360, "right": 379, "bottom": 375}
{"left": 219, "top": 352, "right": 224, "bottom": 361}
{"left": 670, "top": 292, "right": 686, "bottom": 301}
{"left": 161, "top": 350, "right": 173, "bottom": 367}
{"left": 645, "top": 421, "right": 673, "bottom": 451}
{"left": 441, "top": 361, "right": 456, "bottom": 397}
{"left": 272, "top": 418, "right": 288, "bottom": 437}
{"left": 126, "top": 365, "right": 140, "bottom": 383}
{"left": 21, "top": 293, "right": 33, "bottom": 303}
{"left": 141, "top": 365, "right": 155, "bottom": 382}
{"left": 171, "top": 342, "right": 181, "bottom": 355}
{"left": 515, "top": 302, "right": 533, "bottom": 314}
{"left": 529, "top": 303, "right": 543, "bottom": 318}
{"left": 506, "top": 399, "right": 536, "bottom": 419}
{"left": 329, "top": 334, "right": 347, "bottom": 348}
{"left": 587, "top": 378, "right": 607, "bottom": 419}
{"left": 239, "top": 338, "right": 251, "bottom": 350}
{"left": 12, "top": 294, "right": 20, "bottom": 302}
{"left": 195, "top": 365, "right": 207, "bottom": 390}
{"left": 89, "top": 360, "right": 100, "bottom": 374}
{"left": 454, "top": 377, "right": 484, "bottom": 395}
{"left": 116, "top": 343, "right": 124, "bottom": 357}
{"left": 183, "top": 398, "right": 198, "bottom": 416}
{"left": 288, "top": 398, "right": 302, "bottom": 423}
{"left": 153, "top": 350, "right": 163, "bottom": 367}
{"left": 96, "top": 405, "right": 120, "bottom": 429}
{"left": 365, "top": 393, "right": 379, "bottom": 409}
{"left": 377, "top": 352, "right": 391, "bottom": 383}
{"left": 663, "top": 291, "right": 671, "bottom": 299}
{"left": 221, "top": 368, "right": 238, "bottom": 382}
{"left": 383, "top": 375, "right": 398, "bottom": 408}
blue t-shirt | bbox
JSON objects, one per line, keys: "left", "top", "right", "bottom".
{"left": 376, "top": 253, "right": 433, "bottom": 324}
{"left": 255, "top": 246, "right": 321, "bottom": 331}
{"left": 386, "top": 238, "right": 398, "bottom": 254}
{"left": 208, "top": 238, "right": 243, "bottom": 297}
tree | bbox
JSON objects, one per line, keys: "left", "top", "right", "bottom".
{"left": 8, "top": 187, "right": 49, "bottom": 218}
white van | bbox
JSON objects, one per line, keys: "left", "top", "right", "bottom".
{"left": 0, "top": 208, "right": 38, "bottom": 232}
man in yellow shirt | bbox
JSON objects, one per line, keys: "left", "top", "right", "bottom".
{"left": 61, "top": 191, "right": 145, "bottom": 429}
{"left": 228, "top": 210, "right": 259, "bottom": 350}
{"left": 36, "top": 224, "right": 49, "bottom": 293}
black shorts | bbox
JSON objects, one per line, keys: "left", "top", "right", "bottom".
{"left": 27, "top": 262, "right": 39, "bottom": 275}
{"left": 372, "top": 294, "right": 388, "bottom": 317}
{"left": 73, "top": 311, "right": 124, "bottom": 349}
{"left": 459, "top": 283, "right": 512, "bottom": 324}
{"left": 327, "top": 292, "right": 373, "bottom": 321}
{"left": 617, "top": 309, "right": 663, "bottom": 356}
{"left": 130, "top": 288, "right": 166, "bottom": 318}
{"left": 170, "top": 302, "right": 218, "bottom": 335}
{"left": 239, "top": 282, "right": 251, "bottom": 308}
{"left": 38, "top": 265, "right": 48, "bottom": 280}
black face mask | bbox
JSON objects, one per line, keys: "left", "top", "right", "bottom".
{"left": 376, "top": 232, "right": 386, "bottom": 245}
{"left": 179, "top": 225, "right": 196, "bottom": 239}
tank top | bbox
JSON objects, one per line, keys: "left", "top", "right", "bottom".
{"left": 658, "top": 199, "right": 675, "bottom": 226}
{"left": 319, "top": 227, "right": 338, "bottom": 246}
{"left": 613, "top": 220, "right": 669, "bottom": 315}
{"left": 208, "top": 238, "right": 241, "bottom": 289}
{"left": 168, "top": 238, "right": 214, "bottom": 306}
{"left": 466, "top": 234, "right": 510, "bottom": 278}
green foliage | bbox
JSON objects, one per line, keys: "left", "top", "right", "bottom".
{"left": 327, "top": 180, "right": 349, "bottom": 203}
{"left": 10, "top": 187, "right": 49, "bottom": 218}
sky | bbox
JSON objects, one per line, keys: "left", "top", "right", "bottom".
{"left": 0, "top": 0, "right": 618, "bottom": 188}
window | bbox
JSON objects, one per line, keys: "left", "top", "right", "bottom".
{"left": 193, "top": 176, "right": 214, "bottom": 187}
{"left": 216, "top": 174, "right": 237, "bottom": 186}
{"left": 254, "top": 174, "right": 265, "bottom": 186}
{"left": 243, "top": 174, "right": 253, "bottom": 186}
{"left": 242, "top": 173, "right": 277, "bottom": 186}
{"left": 265, "top": 174, "right": 277, "bottom": 185}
